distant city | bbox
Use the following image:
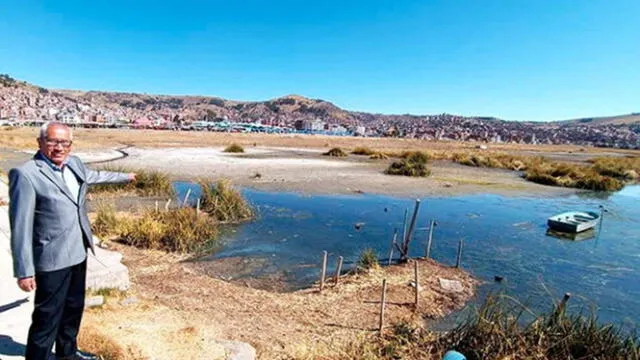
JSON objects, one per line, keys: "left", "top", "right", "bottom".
{"left": 1, "top": 74, "right": 638, "bottom": 149}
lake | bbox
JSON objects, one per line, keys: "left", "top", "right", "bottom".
{"left": 176, "top": 183, "right": 640, "bottom": 328}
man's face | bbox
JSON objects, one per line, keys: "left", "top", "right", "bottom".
{"left": 38, "top": 125, "right": 72, "bottom": 166}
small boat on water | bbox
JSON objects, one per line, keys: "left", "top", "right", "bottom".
{"left": 547, "top": 211, "right": 600, "bottom": 233}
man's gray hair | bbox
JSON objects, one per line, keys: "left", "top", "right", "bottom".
{"left": 40, "top": 122, "right": 73, "bottom": 140}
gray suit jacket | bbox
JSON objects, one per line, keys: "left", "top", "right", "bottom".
{"left": 8, "top": 152, "right": 130, "bottom": 278}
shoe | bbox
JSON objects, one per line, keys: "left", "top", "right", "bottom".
{"left": 57, "top": 350, "right": 99, "bottom": 360}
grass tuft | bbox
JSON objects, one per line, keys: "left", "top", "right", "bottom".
{"left": 323, "top": 147, "right": 348, "bottom": 157}
{"left": 352, "top": 146, "right": 376, "bottom": 156}
{"left": 357, "top": 248, "right": 380, "bottom": 270}
{"left": 223, "top": 143, "right": 245, "bottom": 153}
{"left": 89, "top": 166, "right": 174, "bottom": 197}
{"left": 385, "top": 151, "right": 431, "bottom": 177}
{"left": 369, "top": 151, "right": 390, "bottom": 160}
{"left": 199, "top": 179, "right": 254, "bottom": 223}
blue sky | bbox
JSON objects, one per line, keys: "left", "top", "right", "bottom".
{"left": 0, "top": 0, "right": 638, "bottom": 121}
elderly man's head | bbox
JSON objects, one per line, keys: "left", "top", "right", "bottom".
{"left": 37, "top": 122, "right": 73, "bottom": 165}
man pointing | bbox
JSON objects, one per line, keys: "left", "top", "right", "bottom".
{"left": 8, "top": 122, "right": 135, "bottom": 360}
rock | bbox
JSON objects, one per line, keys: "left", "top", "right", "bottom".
{"left": 85, "top": 295, "right": 104, "bottom": 308}
{"left": 216, "top": 340, "right": 256, "bottom": 360}
{"left": 120, "top": 296, "right": 138, "bottom": 306}
{"left": 443, "top": 183, "right": 453, "bottom": 188}
{"left": 439, "top": 278, "right": 464, "bottom": 293}
{"left": 494, "top": 276, "right": 504, "bottom": 282}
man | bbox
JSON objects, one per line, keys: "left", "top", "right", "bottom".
{"left": 8, "top": 122, "right": 136, "bottom": 360}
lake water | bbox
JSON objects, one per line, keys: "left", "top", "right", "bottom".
{"left": 175, "top": 183, "right": 640, "bottom": 328}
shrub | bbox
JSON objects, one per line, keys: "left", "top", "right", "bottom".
{"left": 352, "top": 146, "right": 375, "bottom": 156}
{"left": 89, "top": 167, "right": 174, "bottom": 197}
{"left": 223, "top": 143, "right": 245, "bottom": 153}
{"left": 357, "top": 248, "right": 379, "bottom": 270}
{"left": 91, "top": 202, "right": 123, "bottom": 239}
{"left": 199, "top": 179, "right": 254, "bottom": 223}
{"left": 323, "top": 147, "right": 348, "bottom": 157}
{"left": 119, "top": 208, "right": 218, "bottom": 253}
{"left": 369, "top": 151, "right": 389, "bottom": 160}
{"left": 385, "top": 151, "right": 431, "bottom": 177}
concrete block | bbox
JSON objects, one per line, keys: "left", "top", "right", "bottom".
{"left": 85, "top": 295, "right": 104, "bottom": 308}
{"left": 86, "top": 242, "right": 130, "bottom": 291}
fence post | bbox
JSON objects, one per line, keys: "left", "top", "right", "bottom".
{"left": 320, "top": 251, "right": 328, "bottom": 292}
{"left": 196, "top": 198, "right": 201, "bottom": 215}
{"left": 164, "top": 199, "right": 172, "bottom": 211}
{"left": 379, "top": 279, "right": 387, "bottom": 334}
{"left": 425, "top": 220, "right": 436, "bottom": 259}
{"left": 388, "top": 229, "right": 398, "bottom": 265}
{"left": 414, "top": 260, "right": 419, "bottom": 308}
{"left": 455, "top": 239, "right": 464, "bottom": 269}
{"left": 334, "top": 256, "right": 344, "bottom": 285}
{"left": 182, "top": 188, "right": 191, "bottom": 207}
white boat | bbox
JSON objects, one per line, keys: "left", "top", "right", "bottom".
{"left": 547, "top": 211, "right": 600, "bottom": 233}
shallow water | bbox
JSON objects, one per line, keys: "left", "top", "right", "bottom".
{"left": 175, "top": 183, "right": 640, "bottom": 328}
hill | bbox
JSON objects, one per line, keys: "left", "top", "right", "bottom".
{"left": 0, "top": 74, "right": 638, "bottom": 148}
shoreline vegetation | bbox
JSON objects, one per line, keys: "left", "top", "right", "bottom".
{"left": 91, "top": 176, "right": 253, "bottom": 253}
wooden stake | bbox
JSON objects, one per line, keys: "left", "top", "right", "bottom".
{"left": 196, "top": 198, "right": 201, "bottom": 215}
{"left": 558, "top": 292, "right": 571, "bottom": 314}
{"left": 414, "top": 260, "right": 419, "bottom": 308}
{"left": 425, "top": 220, "right": 435, "bottom": 259}
{"left": 401, "top": 208, "right": 409, "bottom": 244}
{"left": 334, "top": 256, "right": 343, "bottom": 285}
{"left": 182, "top": 188, "right": 191, "bottom": 207}
{"left": 155, "top": 200, "right": 159, "bottom": 212}
{"left": 320, "top": 251, "right": 328, "bottom": 292}
{"left": 379, "top": 279, "right": 387, "bottom": 334}
{"left": 388, "top": 229, "right": 398, "bottom": 265}
{"left": 164, "top": 199, "right": 172, "bottom": 211}
{"left": 455, "top": 239, "right": 464, "bottom": 268}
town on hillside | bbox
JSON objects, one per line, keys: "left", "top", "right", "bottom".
{"left": 1, "top": 74, "right": 639, "bottom": 149}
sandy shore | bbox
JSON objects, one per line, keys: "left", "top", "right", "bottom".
{"left": 108, "top": 146, "right": 573, "bottom": 198}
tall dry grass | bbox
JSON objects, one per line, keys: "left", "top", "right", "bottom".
{"left": 331, "top": 294, "right": 640, "bottom": 360}
{"left": 198, "top": 179, "right": 254, "bottom": 223}
{"left": 89, "top": 166, "right": 174, "bottom": 197}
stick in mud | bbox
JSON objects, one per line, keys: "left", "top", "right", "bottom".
{"left": 455, "top": 238, "right": 464, "bottom": 268}
{"left": 196, "top": 198, "right": 201, "bottom": 215}
{"left": 155, "top": 200, "right": 159, "bottom": 212}
{"left": 320, "top": 250, "right": 328, "bottom": 292}
{"left": 414, "top": 260, "right": 419, "bottom": 308}
{"left": 401, "top": 208, "right": 408, "bottom": 244}
{"left": 388, "top": 229, "right": 398, "bottom": 266}
{"left": 379, "top": 279, "right": 387, "bottom": 334}
{"left": 182, "top": 188, "right": 191, "bottom": 207}
{"left": 425, "top": 219, "right": 436, "bottom": 259}
{"left": 164, "top": 199, "right": 171, "bottom": 211}
{"left": 334, "top": 256, "right": 343, "bottom": 285}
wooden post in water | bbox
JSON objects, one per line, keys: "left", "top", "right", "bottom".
{"left": 164, "top": 199, "right": 172, "bottom": 211}
{"left": 379, "top": 279, "right": 387, "bottom": 334}
{"left": 388, "top": 229, "right": 398, "bottom": 265}
{"left": 414, "top": 260, "right": 419, "bottom": 308}
{"left": 401, "top": 199, "right": 421, "bottom": 262}
{"left": 182, "top": 188, "right": 191, "bottom": 207}
{"left": 401, "top": 208, "right": 409, "bottom": 245}
{"left": 425, "top": 220, "right": 436, "bottom": 259}
{"left": 320, "top": 251, "right": 328, "bottom": 292}
{"left": 334, "top": 256, "right": 344, "bottom": 285}
{"left": 455, "top": 239, "right": 464, "bottom": 268}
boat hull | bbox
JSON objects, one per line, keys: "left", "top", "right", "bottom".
{"left": 547, "top": 211, "right": 599, "bottom": 233}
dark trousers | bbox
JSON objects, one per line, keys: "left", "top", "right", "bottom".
{"left": 25, "top": 261, "right": 86, "bottom": 360}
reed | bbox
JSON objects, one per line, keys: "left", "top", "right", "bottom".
{"left": 357, "top": 248, "right": 380, "bottom": 270}
{"left": 198, "top": 179, "right": 254, "bottom": 222}
{"left": 369, "top": 151, "right": 390, "bottom": 160}
{"left": 89, "top": 166, "right": 174, "bottom": 197}
{"left": 332, "top": 294, "right": 640, "bottom": 360}
{"left": 119, "top": 208, "right": 218, "bottom": 253}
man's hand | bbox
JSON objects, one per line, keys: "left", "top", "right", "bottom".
{"left": 17, "top": 277, "right": 36, "bottom": 292}
{"left": 128, "top": 173, "right": 136, "bottom": 182}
